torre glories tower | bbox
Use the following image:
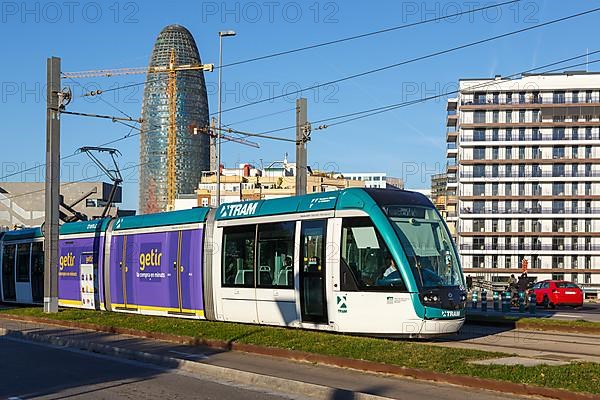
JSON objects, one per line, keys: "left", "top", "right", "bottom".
{"left": 139, "top": 25, "right": 210, "bottom": 213}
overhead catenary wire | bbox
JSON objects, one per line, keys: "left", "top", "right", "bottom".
{"left": 228, "top": 49, "right": 600, "bottom": 138}
{"left": 321, "top": 58, "right": 600, "bottom": 129}
{"left": 217, "top": 0, "right": 520, "bottom": 69}
{"left": 216, "top": 7, "right": 600, "bottom": 116}
{"left": 3, "top": 49, "right": 598, "bottom": 186}
{"left": 68, "top": 1, "right": 520, "bottom": 98}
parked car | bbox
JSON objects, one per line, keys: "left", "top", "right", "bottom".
{"left": 528, "top": 280, "right": 584, "bottom": 308}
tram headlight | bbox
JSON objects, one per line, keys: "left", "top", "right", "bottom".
{"left": 422, "top": 294, "right": 440, "bottom": 303}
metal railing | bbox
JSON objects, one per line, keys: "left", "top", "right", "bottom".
{"left": 461, "top": 95, "right": 600, "bottom": 106}
{"left": 460, "top": 207, "right": 600, "bottom": 214}
{"left": 460, "top": 171, "right": 600, "bottom": 178}
{"left": 461, "top": 244, "right": 600, "bottom": 251}
{"left": 461, "top": 133, "right": 600, "bottom": 142}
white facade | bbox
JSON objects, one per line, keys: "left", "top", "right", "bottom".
{"left": 342, "top": 173, "right": 388, "bottom": 189}
{"left": 448, "top": 72, "right": 600, "bottom": 297}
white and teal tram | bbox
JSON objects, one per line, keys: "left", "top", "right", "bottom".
{"left": 0, "top": 188, "right": 466, "bottom": 337}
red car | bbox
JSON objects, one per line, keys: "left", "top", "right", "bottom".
{"left": 528, "top": 280, "right": 584, "bottom": 308}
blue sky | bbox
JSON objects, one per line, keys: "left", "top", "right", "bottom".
{"left": 0, "top": 0, "right": 598, "bottom": 210}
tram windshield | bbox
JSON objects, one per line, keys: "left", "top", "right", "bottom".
{"left": 385, "top": 205, "right": 464, "bottom": 289}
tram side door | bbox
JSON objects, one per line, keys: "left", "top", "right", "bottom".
{"left": 115, "top": 235, "right": 136, "bottom": 311}
{"left": 299, "top": 220, "right": 328, "bottom": 324}
{"left": 168, "top": 229, "right": 197, "bottom": 316}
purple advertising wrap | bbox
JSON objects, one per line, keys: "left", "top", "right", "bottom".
{"left": 108, "top": 228, "right": 204, "bottom": 314}
{"left": 58, "top": 235, "right": 105, "bottom": 306}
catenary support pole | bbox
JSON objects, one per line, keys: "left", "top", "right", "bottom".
{"left": 295, "top": 98, "right": 308, "bottom": 196}
{"left": 44, "top": 57, "right": 61, "bottom": 313}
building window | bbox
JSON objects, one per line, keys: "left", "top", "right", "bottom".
{"left": 552, "top": 255, "right": 565, "bottom": 269}
{"left": 492, "top": 183, "right": 499, "bottom": 196}
{"left": 492, "top": 220, "right": 498, "bottom": 232}
{"left": 474, "top": 129, "right": 486, "bottom": 141}
{"left": 552, "top": 273, "right": 565, "bottom": 281}
{"left": 474, "top": 183, "right": 485, "bottom": 196}
{"left": 552, "top": 183, "right": 565, "bottom": 196}
{"left": 473, "top": 237, "right": 485, "bottom": 250}
{"left": 474, "top": 111, "right": 486, "bottom": 123}
{"left": 473, "top": 219, "right": 485, "bottom": 232}
{"left": 505, "top": 256, "right": 512, "bottom": 269}
{"left": 473, "top": 147, "right": 486, "bottom": 160}
{"left": 553, "top": 91, "right": 565, "bottom": 103}
{"left": 473, "top": 255, "right": 485, "bottom": 268}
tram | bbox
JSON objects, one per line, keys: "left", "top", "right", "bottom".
{"left": 0, "top": 188, "right": 466, "bottom": 337}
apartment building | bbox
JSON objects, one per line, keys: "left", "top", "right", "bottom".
{"left": 447, "top": 72, "right": 600, "bottom": 297}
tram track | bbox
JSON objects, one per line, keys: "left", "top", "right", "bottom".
{"left": 427, "top": 325, "right": 600, "bottom": 363}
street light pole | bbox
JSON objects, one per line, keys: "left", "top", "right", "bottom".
{"left": 216, "top": 30, "right": 236, "bottom": 208}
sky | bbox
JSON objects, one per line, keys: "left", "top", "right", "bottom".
{"left": 0, "top": 0, "right": 598, "bottom": 211}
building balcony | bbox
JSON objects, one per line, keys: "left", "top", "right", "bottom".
{"left": 460, "top": 207, "right": 600, "bottom": 215}
{"left": 460, "top": 120, "right": 600, "bottom": 129}
{"left": 446, "top": 195, "right": 458, "bottom": 204}
{"left": 460, "top": 96, "right": 600, "bottom": 109}
{"left": 460, "top": 243, "right": 600, "bottom": 251}
{"left": 459, "top": 194, "right": 600, "bottom": 201}
{"left": 446, "top": 114, "right": 458, "bottom": 127}
{"left": 460, "top": 132, "right": 600, "bottom": 142}
{"left": 460, "top": 158, "right": 600, "bottom": 165}
{"left": 460, "top": 171, "right": 600, "bottom": 179}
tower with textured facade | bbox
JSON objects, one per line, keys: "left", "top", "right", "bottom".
{"left": 140, "top": 24, "right": 210, "bottom": 213}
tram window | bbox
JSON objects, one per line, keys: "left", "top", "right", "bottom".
{"left": 222, "top": 225, "right": 256, "bottom": 287}
{"left": 16, "top": 243, "right": 31, "bottom": 282}
{"left": 257, "top": 222, "right": 295, "bottom": 289}
{"left": 341, "top": 218, "right": 406, "bottom": 291}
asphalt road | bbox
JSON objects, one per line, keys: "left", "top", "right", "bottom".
{"left": 0, "top": 337, "right": 292, "bottom": 400}
{"left": 0, "top": 332, "right": 532, "bottom": 400}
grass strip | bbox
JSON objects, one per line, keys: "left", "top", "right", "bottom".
{"left": 2, "top": 307, "right": 599, "bottom": 394}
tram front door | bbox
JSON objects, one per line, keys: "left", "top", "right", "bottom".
{"left": 299, "top": 220, "right": 328, "bottom": 324}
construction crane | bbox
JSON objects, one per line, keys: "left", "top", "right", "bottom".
{"left": 63, "top": 49, "right": 215, "bottom": 211}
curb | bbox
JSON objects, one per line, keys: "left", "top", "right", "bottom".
{"left": 0, "top": 325, "right": 388, "bottom": 400}
{"left": 0, "top": 314, "right": 598, "bottom": 400}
